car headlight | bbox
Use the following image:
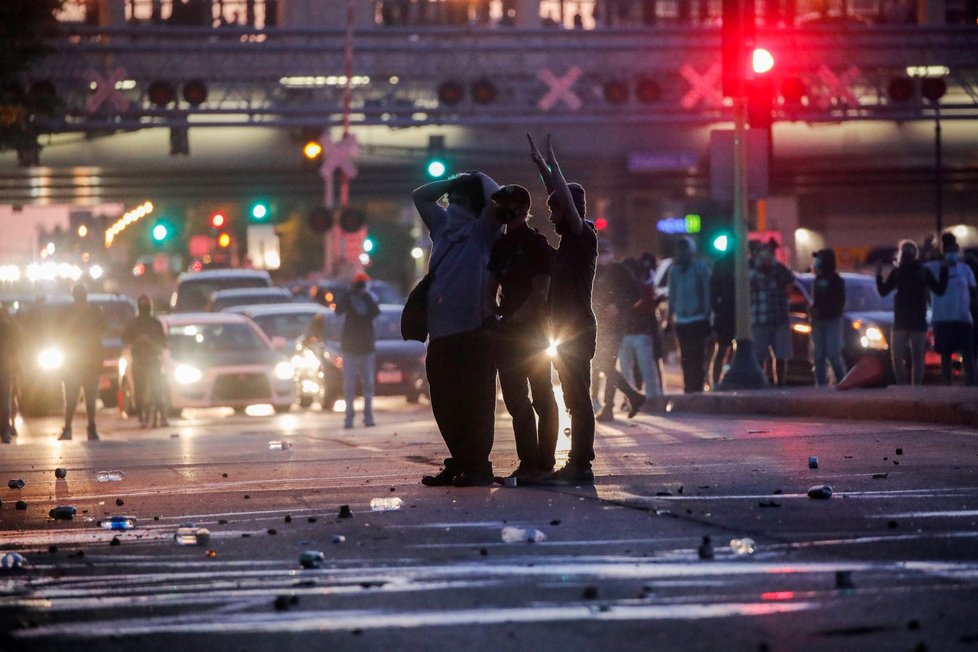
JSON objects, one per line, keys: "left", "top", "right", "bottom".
{"left": 38, "top": 348, "right": 64, "bottom": 371}
{"left": 292, "top": 349, "right": 320, "bottom": 371}
{"left": 173, "top": 363, "right": 203, "bottom": 385}
{"left": 853, "top": 320, "right": 888, "bottom": 350}
{"left": 274, "top": 361, "right": 295, "bottom": 381}
{"left": 546, "top": 339, "right": 559, "bottom": 358}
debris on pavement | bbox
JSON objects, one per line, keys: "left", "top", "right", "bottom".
{"left": 115, "top": 498, "right": 125, "bottom": 506}
{"left": 896, "top": 448, "right": 903, "bottom": 455}
{"left": 808, "top": 456, "right": 819, "bottom": 469}
{"left": 807, "top": 485, "right": 833, "bottom": 499}
{"left": 8, "top": 479, "right": 24, "bottom": 489}
{"left": 729, "top": 538, "right": 756, "bottom": 555}
{"left": 109, "top": 536, "right": 121, "bottom": 546}
{"left": 582, "top": 586, "right": 599, "bottom": 600}
{"left": 835, "top": 570, "right": 854, "bottom": 589}
{"left": 96, "top": 470, "right": 125, "bottom": 482}
{"left": 1, "top": 552, "right": 28, "bottom": 570}
{"left": 331, "top": 534, "right": 346, "bottom": 543}
{"left": 284, "top": 514, "right": 292, "bottom": 523}
{"left": 758, "top": 500, "right": 781, "bottom": 508}
{"left": 98, "top": 516, "right": 137, "bottom": 530}
{"left": 370, "top": 497, "right": 403, "bottom": 511}
{"left": 55, "top": 468, "right": 67, "bottom": 479}
{"left": 273, "top": 595, "right": 299, "bottom": 611}
{"left": 697, "top": 536, "right": 714, "bottom": 560}
{"left": 338, "top": 505, "right": 354, "bottom": 518}
{"left": 15, "top": 500, "right": 27, "bottom": 510}
{"left": 174, "top": 525, "right": 211, "bottom": 546}
{"left": 299, "top": 550, "right": 326, "bottom": 569}
{"left": 49, "top": 506, "right": 76, "bottom": 520}
{"left": 268, "top": 441, "right": 292, "bottom": 450}
{"left": 872, "top": 473, "right": 889, "bottom": 479}
{"left": 500, "top": 526, "right": 546, "bottom": 543}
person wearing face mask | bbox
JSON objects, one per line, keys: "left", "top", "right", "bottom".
{"left": 414, "top": 170, "right": 502, "bottom": 487}
{"left": 487, "top": 184, "right": 559, "bottom": 484}
{"left": 809, "top": 248, "right": 847, "bottom": 386}
{"left": 925, "top": 233, "right": 977, "bottom": 385}
{"left": 748, "top": 239, "right": 794, "bottom": 386}
{"left": 876, "top": 239, "right": 948, "bottom": 385}
{"left": 667, "top": 236, "right": 712, "bottom": 393}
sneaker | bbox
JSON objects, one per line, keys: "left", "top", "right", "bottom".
{"left": 364, "top": 420, "right": 375, "bottom": 427}
{"left": 627, "top": 393, "right": 647, "bottom": 418}
{"left": 58, "top": 427, "right": 72, "bottom": 441}
{"left": 540, "top": 463, "right": 594, "bottom": 486}
{"left": 452, "top": 471, "right": 495, "bottom": 487}
{"left": 596, "top": 409, "right": 614, "bottom": 422}
{"left": 87, "top": 427, "right": 100, "bottom": 442}
{"left": 343, "top": 421, "right": 354, "bottom": 429}
{"left": 1, "top": 432, "right": 11, "bottom": 444}
{"left": 421, "top": 463, "right": 458, "bottom": 487}
{"left": 506, "top": 464, "right": 551, "bottom": 484}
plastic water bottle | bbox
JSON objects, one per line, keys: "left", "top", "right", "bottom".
{"left": 0, "top": 552, "right": 27, "bottom": 570}
{"left": 268, "top": 441, "right": 292, "bottom": 450}
{"left": 96, "top": 470, "right": 126, "bottom": 482}
{"left": 49, "top": 506, "right": 77, "bottom": 520}
{"left": 99, "top": 516, "right": 137, "bottom": 531}
{"left": 299, "top": 550, "right": 326, "bottom": 569}
{"left": 369, "top": 497, "right": 403, "bottom": 512}
{"left": 174, "top": 525, "right": 211, "bottom": 546}
{"left": 729, "top": 537, "right": 756, "bottom": 556}
{"left": 500, "top": 526, "right": 546, "bottom": 543}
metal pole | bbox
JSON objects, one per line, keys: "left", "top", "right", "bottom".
{"left": 339, "top": 0, "right": 354, "bottom": 209}
{"left": 717, "top": 89, "right": 765, "bottom": 389}
{"left": 935, "top": 106, "right": 943, "bottom": 235}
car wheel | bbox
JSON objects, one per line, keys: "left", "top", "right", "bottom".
{"left": 233, "top": 406, "right": 247, "bottom": 415}
{"left": 274, "top": 404, "right": 292, "bottom": 414}
{"left": 405, "top": 389, "right": 421, "bottom": 404}
{"left": 298, "top": 395, "right": 313, "bottom": 408}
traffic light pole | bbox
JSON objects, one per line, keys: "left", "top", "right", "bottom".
{"left": 718, "top": 95, "right": 766, "bottom": 390}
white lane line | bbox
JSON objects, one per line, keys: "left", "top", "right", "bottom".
{"left": 870, "top": 510, "right": 978, "bottom": 518}
{"left": 13, "top": 602, "right": 815, "bottom": 638}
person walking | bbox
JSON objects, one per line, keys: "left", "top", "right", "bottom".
{"left": 488, "top": 184, "right": 559, "bottom": 483}
{"left": 617, "top": 261, "right": 662, "bottom": 408}
{"left": 592, "top": 247, "right": 646, "bottom": 421}
{"left": 121, "top": 295, "right": 168, "bottom": 427}
{"left": 415, "top": 171, "right": 502, "bottom": 487}
{"left": 925, "top": 233, "right": 977, "bottom": 385}
{"left": 667, "top": 236, "right": 712, "bottom": 393}
{"left": 709, "top": 248, "right": 735, "bottom": 388}
{"left": 876, "top": 239, "right": 948, "bottom": 385}
{"left": 58, "top": 284, "right": 105, "bottom": 441}
{"left": 0, "top": 306, "right": 22, "bottom": 444}
{"left": 809, "top": 248, "right": 847, "bottom": 386}
{"left": 335, "top": 272, "right": 381, "bottom": 428}
{"left": 528, "top": 133, "right": 598, "bottom": 486}
{"left": 749, "top": 240, "right": 794, "bottom": 385}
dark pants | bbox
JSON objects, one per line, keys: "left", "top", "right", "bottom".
{"left": 133, "top": 358, "right": 164, "bottom": 423}
{"left": 0, "top": 371, "right": 12, "bottom": 439}
{"left": 554, "top": 333, "right": 596, "bottom": 469}
{"left": 675, "top": 319, "right": 711, "bottom": 393}
{"left": 594, "top": 332, "right": 640, "bottom": 410}
{"left": 63, "top": 371, "right": 98, "bottom": 430}
{"left": 494, "top": 330, "right": 559, "bottom": 469}
{"left": 426, "top": 327, "right": 496, "bottom": 476}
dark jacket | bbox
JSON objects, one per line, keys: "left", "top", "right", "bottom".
{"left": 336, "top": 287, "right": 380, "bottom": 355}
{"left": 122, "top": 310, "right": 167, "bottom": 363}
{"left": 810, "top": 249, "right": 846, "bottom": 321}
{"left": 0, "top": 317, "right": 22, "bottom": 375}
{"left": 876, "top": 260, "right": 948, "bottom": 331}
{"left": 62, "top": 302, "right": 105, "bottom": 377}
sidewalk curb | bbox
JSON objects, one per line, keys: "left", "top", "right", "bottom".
{"left": 649, "top": 388, "right": 978, "bottom": 428}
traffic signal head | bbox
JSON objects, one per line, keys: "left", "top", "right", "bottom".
{"left": 752, "top": 48, "right": 775, "bottom": 75}
{"left": 303, "top": 140, "right": 323, "bottom": 161}
{"left": 250, "top": 201, "right": 270, "bottom": 221}
{"left": 217, "top": 232, "right": 231, "bottom": 248}
{"left": 210, "top": 212, "right": 226, "bottom": 229}
{"left": 151, "top": 222, "right": 169, "bottom": 243}
{"left": 426, "top": 158, "right": 447, "bottom": 179}
{"left": 712, "top": 233, "right": 731, "bottom": 253}
{"left": 721, "top": 0, "right": 756, "bottom": 97}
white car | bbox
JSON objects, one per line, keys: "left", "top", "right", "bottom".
{"left": 120, "top": 312, "right": 295, "bottom": 416}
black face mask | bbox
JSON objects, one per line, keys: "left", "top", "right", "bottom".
{"left": 496, "top": 206, "right": 521, "bottom": 224}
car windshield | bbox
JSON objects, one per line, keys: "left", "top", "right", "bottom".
{"left": 252, "top": 313, "right": 318, "bottom": 340}
{"left": 845, "top": 278, "right": 894, "bottom": 311}
{"left": 168, "top": 322, "right": 268, "bottom": 356}
{"left": 321, "top": 309, "right": 402, "bottom": 341}
{"left": 176, "top": 278, "right": 270, "bottom": 311}
{"left": 212, "top": 293, "right": 291, "bottom": 311}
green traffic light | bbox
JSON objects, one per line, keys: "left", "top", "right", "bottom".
{"left": 250, "top": 202, "right": 270, "bottom": 221}
{"left": 712, "top": 234, "right": 730, "bottom": 253}
{"left": 426, "top": 159, "right": 447, "bottom": 178}
{"left": 151, "top": 223, "right": 169, "bottom": 242}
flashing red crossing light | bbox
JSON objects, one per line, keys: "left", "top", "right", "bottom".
{"left": 594, "top": 217, "right": 608, "bottom": 231}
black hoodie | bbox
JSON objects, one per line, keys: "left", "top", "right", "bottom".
{"left": 810, "top": 249, "right": 846, "bottom": 321}
{"left": 876, "top": 259, "right": 948, "bottom": 331}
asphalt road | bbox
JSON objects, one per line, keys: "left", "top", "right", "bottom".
{"left": 1, "top": 395, "right": 977, "bottom": 652}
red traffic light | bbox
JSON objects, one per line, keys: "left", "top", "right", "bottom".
{"left": 752, "top": 48, "right": 775, "bottom": 75}
{"left": 210, "top": 212, "right": 226, "bottom": 229}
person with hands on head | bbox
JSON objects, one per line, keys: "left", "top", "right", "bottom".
{"left": 414, "top": 170, "right": 503, "bottom": 487}
{"left": 488, "top": 183, "right": 559, "bottom": 484}
{"left": 528, "top": 133, "right": 598, "bottom": 486}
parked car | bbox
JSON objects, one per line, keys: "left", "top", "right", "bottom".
{"left": 119, "top": 312, "right": 295, "bottom": 416}
{"left": 292, "top": 304, "right": 426, "bottom": 409}
{"left": 14, "top": 293, "right": 136, "bottom": 416}
{"left": 208, "top": 286, "right": 294, "bottom": 312}
{"left": 309, "top": 279, "right": 405, "bottom": 308}
{"left": 170, "top": 269, "right": 273, "bottom": 312}
{"left": 224, "top": 303, "right": 331, "bottom": 353}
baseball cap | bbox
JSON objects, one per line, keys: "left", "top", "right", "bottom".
{"left": 491, "top": 184, "right": 531, "bottom": 210}
{"left": 353, "top": 272, "right": 370, "bottom": 284}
